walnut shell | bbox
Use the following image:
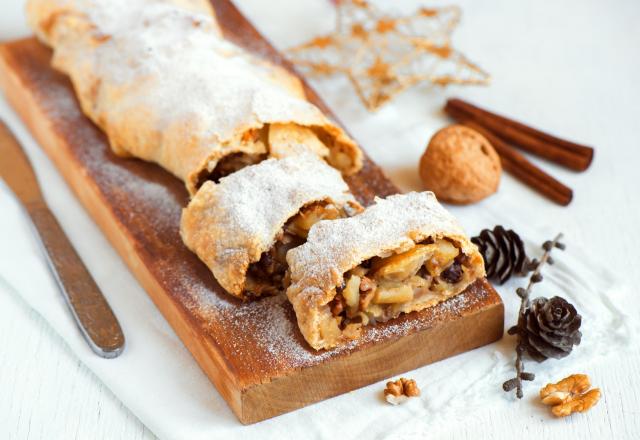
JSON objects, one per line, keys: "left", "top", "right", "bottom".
{"left": 419, "top": 125, "right": 501, "bottom": 205}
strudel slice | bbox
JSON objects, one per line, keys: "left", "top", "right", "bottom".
{"left": 286, "top": 192, "right": 485, "bottom": 350}
{"left": 180, "top": 154, "right": 362, "bottom": 299}
{"left": 26, "top": 0, "right": 363, "bottom": 195}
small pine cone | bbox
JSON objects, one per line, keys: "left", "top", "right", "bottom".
{"left": 521, "top": 296, "right": 582, "bottom": 362}
{"left": 471, "top": 226, "right": 530, "bottom": 284}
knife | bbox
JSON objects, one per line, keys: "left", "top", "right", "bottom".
{"left": 0, "top": 119, "right": 125, "bottom": 358}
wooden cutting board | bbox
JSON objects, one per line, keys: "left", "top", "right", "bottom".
{"left": 0, "top": 0, "right": 503, "bottom": 424}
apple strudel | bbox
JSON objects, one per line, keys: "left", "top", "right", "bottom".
{"left": 286, "top": 192, "right": 485, "bottom": 350}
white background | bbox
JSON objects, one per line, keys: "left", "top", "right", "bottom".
{"left": 1, "top": 0, "right": 639, "bottom": 438}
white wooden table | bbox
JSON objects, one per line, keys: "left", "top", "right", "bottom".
{"left": 1, "top": 0, "right": 639, "bottom": 438}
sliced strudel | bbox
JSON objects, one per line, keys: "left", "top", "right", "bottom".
{"left": 286, "top": 192, "right": 485, "bottom": 350}
{"left": 180, "top": 154, "right": 362, "bottom": 299}
{"left": 27, "top": 0, "right": 363, "bottom": 195}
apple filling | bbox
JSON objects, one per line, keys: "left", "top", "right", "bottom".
{"left": 245, "top": 200, "right": 363, "bottom": 297}
{"left": 328, "top": 238, "right": 473, "bottom": 334}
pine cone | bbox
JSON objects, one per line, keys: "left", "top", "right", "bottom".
{"left": 520, "top": 296, "right": 582, "bottom": 362}
{"left": 471, "top": 226, "right": 532, "bottom": 284}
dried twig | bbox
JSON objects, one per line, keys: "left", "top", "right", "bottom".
{"left": 502, "top": 233, "right": 566, "bottom": 398}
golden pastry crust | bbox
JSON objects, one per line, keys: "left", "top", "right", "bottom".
{"left": 27, "top": 0, "right": 363, "bottom": 195}
{"left": 26, "top": 0, "right": 220, "bottom": 44}
{"left": 180, "top": 155, "right": 358, "bottom": 299}
{"left": 420, "top": 125, "right": 501, "bottom": 205}
{"left": 286, "top": 192, "right": 485, "bottom": 350}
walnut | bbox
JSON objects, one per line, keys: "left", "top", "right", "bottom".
{"left": 552, "top": 389, "right": 601, "bottom": 417}
{"left": 540, "top": 374, "right": 601, "bottom": 417}
{"left": 402, "top": 379, "right": 420, "bottom": 397}
{"left": 384, "top": 377, "right": 420, "bottom": 405}
{"left": 329, "top": 294, "right": 346, "bottom": 316}
{"left": 540, "top": 374, "right": 590, "bottom": 405}
{"left": 385, "top": 380, "right": 403, "bottom": 397}
{"left": 419, "top": 125, "right": 501, "bottom": 205}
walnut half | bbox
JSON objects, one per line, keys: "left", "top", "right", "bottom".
{"left": 540, "top": 374, "right": 601, "bottom": 417}
{"left": 383, "top": 377, "right": 420, "bottom": 405}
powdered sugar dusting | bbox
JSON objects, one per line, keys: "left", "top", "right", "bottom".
{"left": 288, "top": 192, "right": 469, "bottom": 293}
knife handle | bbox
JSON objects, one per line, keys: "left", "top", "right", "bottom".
{"left": 26, "top": 201, "right": 125, "bottom": 358}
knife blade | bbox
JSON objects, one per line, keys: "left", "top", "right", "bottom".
{"left": 0, "top": 119, "right": 125, "bottom": 358}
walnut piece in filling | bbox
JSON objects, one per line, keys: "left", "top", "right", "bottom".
{"left": 328, "top": 238, "right": 472, "bottom": 335}
{"left": 245, "top": 200, "right": 363, "bottom": 297}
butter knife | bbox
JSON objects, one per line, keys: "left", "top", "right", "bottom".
{"left": 0, "top": 119, "right": 125, "bottom": 358}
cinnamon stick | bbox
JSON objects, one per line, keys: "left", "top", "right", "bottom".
{"left": 446, "top": 99, "right": 593, "bottom": 171}
{"left": 446, "top": 109, "right": 573, "bottom": 205}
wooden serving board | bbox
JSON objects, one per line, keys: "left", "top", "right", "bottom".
{"left": 0, "top": 0, "right": 504, "bottom": 424}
